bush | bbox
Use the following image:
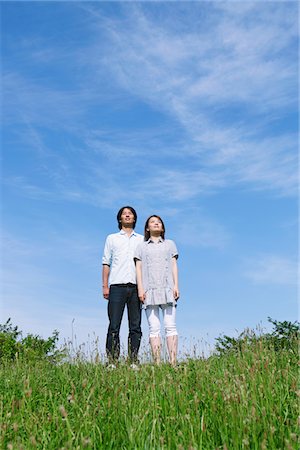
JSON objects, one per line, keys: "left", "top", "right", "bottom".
{"left": 0, "top": 318, "right": 64, "bottom": 362}
{"left": 266, "top": 317, "right": 299, "bottom": 353}
{"left": 215, "top": 317, "right": 299, "bottom": 356}
{"left": 0, "top": 319, "right": 21, "bottom": 360}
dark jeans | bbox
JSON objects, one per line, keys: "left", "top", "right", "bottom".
{"left": 106, "top": 284, "right": 142, "bottom": 362}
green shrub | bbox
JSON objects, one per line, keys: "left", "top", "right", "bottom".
{"left": 266, "top": 317, "right": 299, "bottom": 353}
{"left": 0, "top": 318, "right": 64, "bottom": 362}
{"left": 215, "top": 317, "right": 299, "bottom": 356}
{"left": 0, "top": 319, "right": 22, "bottom": 360}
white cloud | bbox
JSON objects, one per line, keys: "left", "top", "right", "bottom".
{"left": 2, "top": 1, "right": 297, "bottom": 206}
{"left": 174, "top": 212, "right": 230, "bottom": 250}
{"left": 83, "top": 3, "right": 297, "bottom": 197}
{"left": 244, "top": 254, "right": 298, "bottom": 286}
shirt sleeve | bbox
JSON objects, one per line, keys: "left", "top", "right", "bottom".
{"left": 102, "top": 235, "right": 112, "bottom": 266}
{"left": 134, "top": 243, "right": 143, "bottom": 261}
{"left": 169, "top": 240, "right": 179, "bottom": 259}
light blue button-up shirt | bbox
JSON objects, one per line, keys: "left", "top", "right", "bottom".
{"left": 102, "top": 230, "right": 144, "bottom": 285}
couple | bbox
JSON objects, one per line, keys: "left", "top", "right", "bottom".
{"left": 102, "top": 206, "right": 180, "bottom": 368}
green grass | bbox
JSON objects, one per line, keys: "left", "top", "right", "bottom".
{"left": 0, "top": 340, "right": 298, "bottom": 450}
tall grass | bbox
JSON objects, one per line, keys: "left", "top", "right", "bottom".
{"left": 0, "top": 338, "right": 298, "bottom": 449}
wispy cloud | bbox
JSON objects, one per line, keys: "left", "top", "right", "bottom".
{"left": 1, "top": 230, "right": 105, "bottom": 341}
{"left": 3, "top": 2, "right": 297, "bottom": 202}
{"left": 82, "top": 2, "right": 297, "bottom": 196}
{"left": 244, "top": 254, "right": 298, "bottom": 286}
{"left": 175, "top": 215, "right": 230, "bottom": 250}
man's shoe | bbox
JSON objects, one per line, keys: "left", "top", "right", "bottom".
{"left": 129, "top": 363, "right": 140, "bottom": 371}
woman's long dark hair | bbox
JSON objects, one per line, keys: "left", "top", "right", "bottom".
{"left": 144, "top": 215, "right": 165, "bottom": 241}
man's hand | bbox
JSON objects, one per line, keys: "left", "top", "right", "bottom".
{"left": 103, "top": 286, "right": 110, "bottom": 300}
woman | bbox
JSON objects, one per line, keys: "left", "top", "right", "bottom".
{"left": 134, "top": 215, "right": 180, "bottom": 365}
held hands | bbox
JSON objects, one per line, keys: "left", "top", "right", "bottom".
{"left": 103, "top": 286, "right": 110, "bottom": 300}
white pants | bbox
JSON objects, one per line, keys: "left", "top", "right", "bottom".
{"left": 145, "top": 305, "right": 178, "bottom": 337}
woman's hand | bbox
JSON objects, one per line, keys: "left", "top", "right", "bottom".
{"left": 173, "top": 287, "right": 180, "bottom": 300}
{"left": 138, "top": 289, "right": 146, "bottom": 303}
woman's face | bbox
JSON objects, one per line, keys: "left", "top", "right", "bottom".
{"left": 147, "top": 216, "right": 164, "bottom": 234}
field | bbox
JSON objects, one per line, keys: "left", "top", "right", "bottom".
{"left": 0, "top": 339, "right": 298, "bottom": 450}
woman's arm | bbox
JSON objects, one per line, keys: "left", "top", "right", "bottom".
{"left": 172, "top": 257, "right": 180, "bottom": 300}
{"left": 135, "top": 259, "right": 146, "bottom": 303}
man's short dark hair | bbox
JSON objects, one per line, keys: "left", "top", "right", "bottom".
{"left": 117, "top": 206, "right": 137, "bottom": 230}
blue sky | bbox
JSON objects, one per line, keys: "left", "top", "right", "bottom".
{"left": 2, "top": 1, "right": 298, "bottom": 358}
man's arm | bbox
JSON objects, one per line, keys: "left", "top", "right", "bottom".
{"left": 102, "top": 264, "right": 110, "bottom": 299}
{"left": 102, "top": 235, "right": 112, "bottom": 300}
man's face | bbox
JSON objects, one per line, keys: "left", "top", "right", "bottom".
{"left": 120, "top": 208, "right": 135, "bottom": 227}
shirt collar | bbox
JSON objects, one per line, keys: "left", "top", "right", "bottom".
{"left": 147, "top": 236, "right": 164, "bottom": 244}
{"left": 119, "top": 229, "right": 137, "bottom": 237}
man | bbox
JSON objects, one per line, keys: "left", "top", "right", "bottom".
{"left": 102, "top": 206, "right": 144, "bottom": 368}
